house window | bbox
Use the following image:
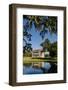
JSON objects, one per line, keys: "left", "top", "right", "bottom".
{"left": 32, "top": 50, "right": 40, "bottom": 57}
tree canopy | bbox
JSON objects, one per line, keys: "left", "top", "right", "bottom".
{"left": 40, "top": 38, "right": 57, "bottom": 57}
{"left": 40, "top": 38, "right": 51, "bottom": 51}
{"left": 23, "top": 15, "right": 57, "bottom": 39}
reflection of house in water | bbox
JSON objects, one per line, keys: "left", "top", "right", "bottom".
{"left": 32, "top": 49, "right": 50, "bottom": 58}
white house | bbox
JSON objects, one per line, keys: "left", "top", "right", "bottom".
{"left": 32, "top": 49, "right": 50, "bottom": 58}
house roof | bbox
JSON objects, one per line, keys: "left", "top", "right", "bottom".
{"left": 32, "top": 49, "right": 43, "bottom": 52}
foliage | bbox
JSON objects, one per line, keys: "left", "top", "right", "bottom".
{"left": 40, "top": 38, "right": 51, "bottom": 51}
{"left": 23, "top": 43, "right": 32, "bottom": 56}
{"left": 23, "top": 15, "right": 57, "bottom": 39}
{"left": 49, "top": 42, "right": 57, "bottom": 57}
{"left": 40, "top": 39, "right": 57, "bottom": 57}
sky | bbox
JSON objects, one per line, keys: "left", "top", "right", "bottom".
{"left": 29, "top": 23, "right": 57, "bottom": 49}
{"left": 23, "top": 16, "right": 57, "bottom": 50}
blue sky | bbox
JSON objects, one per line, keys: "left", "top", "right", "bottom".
{"left": 23, "top": 17, "right": 57, "bottom": 50}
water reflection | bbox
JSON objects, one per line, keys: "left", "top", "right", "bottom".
{"left": 23, "top": 62, "right": 57, "bottom": 74}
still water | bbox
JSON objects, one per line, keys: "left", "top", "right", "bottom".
{"left": 23, "top": 62, "right": 57, "bottom": 74}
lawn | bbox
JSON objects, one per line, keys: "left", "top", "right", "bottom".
{"left": 23, "top": 57, "right": 57, "bottom": 65}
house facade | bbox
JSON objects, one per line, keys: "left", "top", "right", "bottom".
{"left": 32, "top": 49, "right": 50, "bottom": 58}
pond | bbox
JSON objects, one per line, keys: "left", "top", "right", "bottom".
{"left": 23, "top": 62, "right": 57, "bottom": 75}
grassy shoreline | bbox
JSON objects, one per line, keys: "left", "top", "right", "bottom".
{"left": 23, "top": 57, "right": 57, "bottom": 65}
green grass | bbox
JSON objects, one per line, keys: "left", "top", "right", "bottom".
{"left": 23, "top": 57, "right": 57, "bottom": 65}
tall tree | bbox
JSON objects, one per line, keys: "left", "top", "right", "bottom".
{"left": 49, "top": 42, "right": 57, "bottom": 57}
{"left": 40, "top": 38, "right": 51, "bottom": 51}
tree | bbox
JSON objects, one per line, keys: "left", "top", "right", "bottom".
{"left": 49, "top": 42, "right": 57, "bottom": 57}
{"left": 23, "top": 17, "right": 32, "bottom": 55}
{"left": 23, "top": 43, "right": 32, "bottom": 56}
{"left": 40, "top": 38, "right": 51, "bottom": 51}
{"left": 23, "top": 15, "right": 57, "bottom": 39}
{"left": 40, "top": 39, "right": 57, "bottom": 57}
